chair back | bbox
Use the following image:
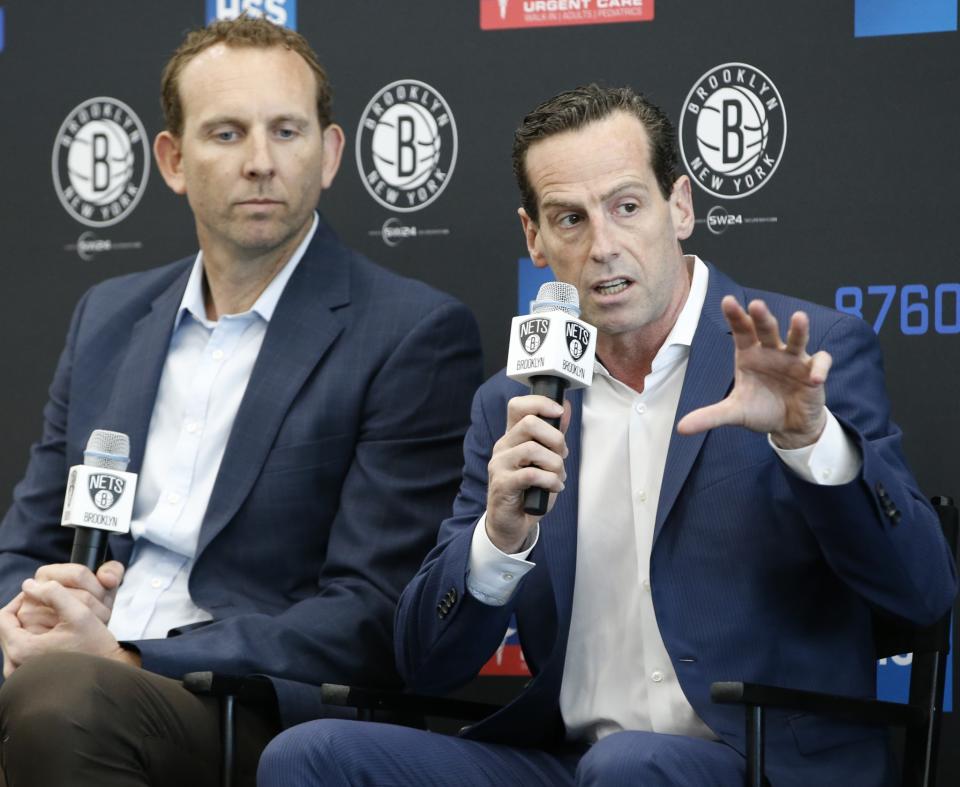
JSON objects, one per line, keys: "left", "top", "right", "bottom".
{"left": 870, "top": 496, "right": 958, "bottom": 787}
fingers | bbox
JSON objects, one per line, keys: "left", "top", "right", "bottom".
{"left": 676, "top": 400, "right": 740, "bottom": 436}
{"left": 21, "top": 579, "right": 89, "bottom": 626}
{"left": 36, "top": 563, "right": 110, "bottom": 600}
{"left": 722, "top": 297, "right": 813, "bottom": 358}
{"left": 506, "top": 395, "right": 565, "bottom": 431}
{"left": 808, "top": 350, "right": 833, "bottom": 386}
{"left": 97, "top": 561, "right": 125, "bottom": 590}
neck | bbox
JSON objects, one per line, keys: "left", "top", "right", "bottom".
{"left": 200, "top": 223, "right": 311, "bottom": 320}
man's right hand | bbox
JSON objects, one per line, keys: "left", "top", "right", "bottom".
{"left": 485, "top": 395, "right": 571, "bottom": 553}
{"left": 15, "top": 562, "right": 124, "bottom": 634}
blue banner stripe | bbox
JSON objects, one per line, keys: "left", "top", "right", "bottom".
{"left": 855, "top": 0, "right": 957, "bottom": 37}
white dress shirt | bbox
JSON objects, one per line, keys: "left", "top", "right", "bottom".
{"left": 466, "top": 257, "right": 861, "bottom": 742}
{"left": 108, "top": 215, "right": 318, "bottom": 641}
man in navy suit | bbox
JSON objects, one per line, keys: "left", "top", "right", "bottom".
{"left": 0, "top": 17, "right": 481, "bottom": 787}
{"left": 258, "top": 86, "right": 956, "bottom": 786}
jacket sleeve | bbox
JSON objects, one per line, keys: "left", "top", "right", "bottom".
{"left": 394, "top": 377, "right": 524, "bottom": 694}
{"left": 782, "top": 311, "right": 957, "bottom": 624}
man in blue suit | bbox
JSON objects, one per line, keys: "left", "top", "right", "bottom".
{"left": 0, "top": 17, "right": 481, "bottom": 787}
{"left": 258, "top": 86, "right": 956, "bottom": 786}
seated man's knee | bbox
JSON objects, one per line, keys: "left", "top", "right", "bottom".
{"left": 576, "top": 731, "right": 742, "bottom": 787}
{"left": 259, "top": 719, "right": 358, "bottom": 787}
{"left": 0, "top": 652, "right": 120, "bottom": 739}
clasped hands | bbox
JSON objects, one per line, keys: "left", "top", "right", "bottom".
{"left": 485, "top": 297, "right": 833, "bottom": 553}
{"left": 0, "top": 560, "right": 135, "bottom": 677}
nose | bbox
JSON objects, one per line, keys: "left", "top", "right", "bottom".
{"left": 242, "top": 131, "right": 275, "bottom": 181}
{"left": 588, "top": 215, "right": 619, "bottom": 265}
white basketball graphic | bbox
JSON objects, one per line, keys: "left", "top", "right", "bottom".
{"left": 66, "top": 119, "right": 135, "bottom": 204}
{"left": 695, "top": 86, "right": 769, "bottom": 176}
{"left": 370, "top": 103, "right": 442, "bottom": 190}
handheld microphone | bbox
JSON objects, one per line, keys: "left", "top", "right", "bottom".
{"left": 61, "top": 430, "right": 137, "bottom": 572}
{"left": 506, "top": 282, "right": 596, "bottom": 515}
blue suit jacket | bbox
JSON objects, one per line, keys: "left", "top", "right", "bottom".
{"left": 396, "top": 264, "right": 957, "bottom": 786}
{"left": 0, "top": 216, "right": 483, "bottom": 727}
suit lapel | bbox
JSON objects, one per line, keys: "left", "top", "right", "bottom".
{"left": 541, "top": 387, "right": 583, "bottom": 629}
{"left": 196, "top": 225, "right": 350, "bottom": 555}
{"left": 654, "top": 265, "right": 740, "bottom": 542}
{"left": 103, "top": 267, "right": 190, "bottom": 474}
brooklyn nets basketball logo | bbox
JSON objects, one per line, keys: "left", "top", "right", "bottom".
{"left": 679, "top": 63, "right": 786, "bottom": 200}
{"left": 52, "top": 97, "right": 150, "bottom": 228}
{"left": 356, "top": 80, "right": 457, "bottom": 213}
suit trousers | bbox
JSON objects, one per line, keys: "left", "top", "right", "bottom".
{"left": 0, "top": 651, "right": 279, "bottom": 787}
{"left": 257, "top": 718, "right": 748, "bottom": 787}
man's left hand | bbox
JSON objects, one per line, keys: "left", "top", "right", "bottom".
{"left": 677, "top": 296, "right": 831, "bottom": 449}
{"left": 0, "top": 579, "right": 139, "bottom": 677}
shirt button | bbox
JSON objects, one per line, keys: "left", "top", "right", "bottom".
{"left": 186, "top": 422, "right": 199, "bottom": 434}
{"left": 650, "top": 670, "right": 664, "bottom": 683}
{"left": 637, "top": 490, "right": 647, "bottom": 502}
{"left": 502, "top": 573, "right": 514, "bottom": 581}
{"left": 212, "top": 349, "right": 225, "bottom": 360}
{"left": 635, "top": 402, "right": 646, "bottom": 414}
{"left": 151, "top": 578, "right": 163, "bottom": 589}
{"left": 820, "top": 468, "right": 832, "bottom": 480}
{"left": 641, "top": 578, "right": 651, "bottom": 591}
{"left": 167, "top": 492, "right": 181, "bottom": 505}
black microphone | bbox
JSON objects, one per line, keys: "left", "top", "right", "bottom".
{"left": 62, "top": 430, "right": 135, "bottom": 572}
{"left": 506, "top": 282, "right": 596, "bottom": 516}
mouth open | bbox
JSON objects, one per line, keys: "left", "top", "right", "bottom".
{"left": 594, "top": 278, "right": 631, "bottom": 296}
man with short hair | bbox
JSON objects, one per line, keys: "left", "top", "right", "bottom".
{"left": 257, "top": 85, "right": 956, "bottom": 786}
{"left": 0, "top": 17, "right": 482, "bottom": 787}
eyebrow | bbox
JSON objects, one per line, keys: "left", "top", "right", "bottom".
{"left": 539, "top": 180, "right": 652, "bottom": 213}
{"left": 197, "top": 114, "right": 312, "bottom": 134}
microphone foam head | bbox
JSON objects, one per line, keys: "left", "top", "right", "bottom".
{"left": 531, "top": 281, "right": 580, "bottom": 318}
{"left": 84, "top": 430, "right": 131, "bottom": 471}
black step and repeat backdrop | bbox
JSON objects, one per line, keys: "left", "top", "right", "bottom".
{"left": 1, "top": 0, "right": 957, "bottom": 776}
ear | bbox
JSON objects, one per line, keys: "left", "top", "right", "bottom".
{"left": 670, "top": 175, "right": 695, "bottom": 241}
{"left": 319, "top": 123, "right": 345, "bottom": 188}
{"left": 153, "top": 131, "right": 187, "bottom": 195}
{"left": 518, "top": 207, "right": 549, "bottom": 269}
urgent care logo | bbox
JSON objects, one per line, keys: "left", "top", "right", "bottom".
{"left": 480, "top": 0, "right": 653, "bottom": 30}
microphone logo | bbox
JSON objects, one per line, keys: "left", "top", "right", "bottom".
{"left": 565, "top": 322, "right": 591, "bottom": 361}
{"left": 87, "top": 473, "right": 127, "bottom": 511}
{"left": 519, "top": 318, "right": 550, "bottom": 355}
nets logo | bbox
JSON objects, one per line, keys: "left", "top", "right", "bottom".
{"left": 356, "top": 80, "right": 457, "bottom": 213}
{"left": 519, "top": 318, "right": 550, "bottom": 355}
{"left": 679, "top": 63, "right": 786, "bottom": 200}
{"left": 52, "top": 97, "right": 150, "bottom": 228}
{"left": 87, "top": 473, "right": 126, "bottom": 511}
{"left": 205, "top": 0, "right": 296, "bottom": 28}
{"left": 566, "top": 321, "right": 590, "bottom": 360}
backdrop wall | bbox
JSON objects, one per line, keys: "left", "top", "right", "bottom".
{"left": 0, "top": 0, "right": 956, "bottom": 777}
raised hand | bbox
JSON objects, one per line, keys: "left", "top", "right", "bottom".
{"left": 677, "top": 296, "right": 831, "bottom": 449}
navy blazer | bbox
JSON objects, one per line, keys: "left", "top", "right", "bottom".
{"left": 0, "top": 216, "right": 483, "bottom": 726}
{"left": 396, "top": 264, "right": 957, "bottom": 786}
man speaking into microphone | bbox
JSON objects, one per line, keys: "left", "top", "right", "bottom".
{"left": 0, "top": 15, "right": 481, "bottom": 787}
{"left": 259, "top": 85, "right": 956, "bottom": 787}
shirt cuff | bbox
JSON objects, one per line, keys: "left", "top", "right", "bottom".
{"left": 769, "top": 408, "right": 861, "bottom": 485}
{"left": 465, "top": 513, "right": 538, "bottom": 606}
